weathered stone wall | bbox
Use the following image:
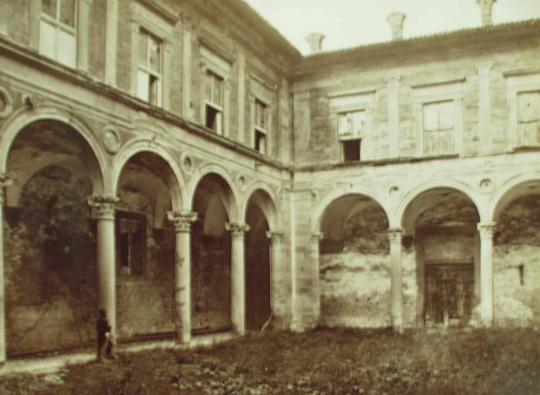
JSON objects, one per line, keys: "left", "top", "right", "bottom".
{"left": 293, "top": 25, "right": 540, "bottom": 166}
{"left": 494, "top": 196, "right": 540, "bottom": 327}
{"left": 319, "top": 207, "right": 391, "bottom": 328}
{"left": 116, "top": 184, "right": 176, "bottom": 339}
{"left": 5, "top": 166, "right": 96, "bottom": 356}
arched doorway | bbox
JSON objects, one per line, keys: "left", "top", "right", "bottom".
{"left": 402, "top": 188, "right": 480, "bottom": 327}
{"left": 318, "top": 195, "right": 390, "bottom": 328}
{"left": 492, "top": 180, "right": 540, "bottom": 326}
{"left": 191, "top": 174, "right": 236, "bottom": 333}
{"left": 244, "top": 190, "right": 275, "bottom": 331}
{"left": 115, "top": 152, "right": 181, "bottom": 340}
{"left": 4, "top": 120, "right": 104, "bottom": 356}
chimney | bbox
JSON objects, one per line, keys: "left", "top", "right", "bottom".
{"left": 477, "top": 0, "right": 496, "bottom": 26}
{"left": 306, "top": 33, "right": 325, "bottom": 54}
{"left": 386, "top": 12, "right": 406, "bottom": 41}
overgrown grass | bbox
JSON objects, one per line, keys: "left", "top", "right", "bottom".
{"left": 1, "top": 328, "right": 539, "bottom": 394}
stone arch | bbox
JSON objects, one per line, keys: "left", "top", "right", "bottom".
{"left": 188, "top": 164, "right": 240, "bottom": 223}
{"left": 242, "top": 183, "right": 280, "bottom": 232}
{"left": 395, "top": 180, "right": 485, "bottom": 230}
{"left": 0, "top": 106, "right": 108, "bottom": 194}
{"left": 111, "top": 138, "right": 186, "bottom": 211}
{"left": 312, "top": 187, "right": 390, "bottom": 235}
{"left": 488, "top": 173, "right": 540, "bottom": 222}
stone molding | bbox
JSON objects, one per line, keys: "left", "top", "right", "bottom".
{"left": 167, "top": 211, "right": 198, "bottom": 233}
{"left": 88, "top": 195, "right": 119, "bottom": 220}
{"left": 311, "top": 232, "right": 323, "bottom": 244}
{"left": 225, "top": 222, "right": 250, "bottom": 238}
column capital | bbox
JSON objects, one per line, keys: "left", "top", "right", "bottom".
{"left": 225, "top": 222, "right": 250, "bottom": 238}
{"left": 168, "top": 210, "right": 197, "bottom": 233}
{"left": 266, "top": 231, "right": 284, "bottom": 245}
{"left": 388, "top": 227, "right": 404, "bottom": 244}
{"left": 88, "top": 195, "right": 119, "bottom": 220}
{"left": 477, "top": 222, "right": 496, "bottom": 239}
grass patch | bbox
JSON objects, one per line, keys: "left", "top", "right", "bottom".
{"left": 1, "top": 328, "right": 539, "bottom": 394}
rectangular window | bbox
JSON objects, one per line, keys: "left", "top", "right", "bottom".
{"left": 422, "top": 101, "right": 454, "bottom": 155}
{"left": 205, "top": 70, "right": 224, "bottom": 134}
{"left": 517, "top": 91, "right": 540, "bottom": 146}
{"left": 39, "top": 0, "right": 77, "bottom": 67}
{"left": 342, "top": 139, "right": 361, "bottom": 162}
{"left": 116, "top": 211, "right": 147, "bottom": 276}
{"left": 254, "top": 99, "right": 267, "bottom": 154}
{"left": 137, "top": 29, "right": 162, "bottom": 106}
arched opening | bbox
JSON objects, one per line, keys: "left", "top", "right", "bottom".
{"left": 4, "top": 120, "right": 103, "bottom": 357}
{"left": 191, "top": 174, "right": 235, "bottom": 333}
{"left": 244, "top": 190, "right": 273, "bottom": 331}
{"left": 492, "top": 180, "right": 540, "bottom": 326}
{"left": 402, "top": 188, "right": 480, "bottom": 328}
{"left": 115, "top": 152, "right": 180, "bottom": 340}
{"left": 319, "top": 195, "right": 390, "bottom": 328}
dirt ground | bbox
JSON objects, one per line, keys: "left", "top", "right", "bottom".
{"left": 1, "top": 328, "right": 539, "bottom": 394}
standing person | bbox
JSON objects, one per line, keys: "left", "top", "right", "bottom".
{"left": 96, "top": 308, "right": 112, "bottom": 362}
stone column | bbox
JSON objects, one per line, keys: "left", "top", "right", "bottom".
{"left": 167, "top": 211, "right": 197, "bottom": 344}
{"left": 477, "top": 222, "right": 496, "bottom": 325}
{"left": 226, "top": 222, "right": 249, "bottom": 335}
{"left": 388, "top": 228, "right": 404, "bottom": 332}
{"left": 266, "top": 231, "right": 283, "bottom": 319}
{"left": 310, "top": 233, "right": 323, "bottom": 325}
{"left": 88, "top": 196, "right": 118, "bottom": 338}
{"left": 77, "top": 0, "right": 93, "bottom": 73}
{"left": 0, "top": 174, "right": 13, "bottom": 365}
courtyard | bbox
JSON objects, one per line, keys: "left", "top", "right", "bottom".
{"left": 1, "top": 328, "right": 539, "bottom": 394}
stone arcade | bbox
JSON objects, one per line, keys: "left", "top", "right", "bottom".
{"left": 0, "top": 0, "right": 539, "bottom": 367}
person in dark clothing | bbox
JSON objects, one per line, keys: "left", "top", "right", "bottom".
{"left": 96, "top": 308, "right": 113, "bottom": 362}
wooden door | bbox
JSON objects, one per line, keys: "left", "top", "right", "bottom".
{"left": 425, "top": 263, "right": 474, "bottom": 327}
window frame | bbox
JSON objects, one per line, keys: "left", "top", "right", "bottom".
{"left": 412, "top": 80, "right": 464, "bottom": 157}
{"left": 200, "top": 44, "right": 232, "bottom": 137}
{"left": 136, "top": 28, "right": 163, "bottom": 106}
{"left": 116, "top": 210, "right": 147, "bottom": 277}
{"left": 505, "top": 72, "right": 540, "bottom": 150}
{"left": 39, "top": 0, "right": 78, "bottom": 67}
{"left": 253, "top": 98, "right": 269, "bottom": 154}
{"left": 204, "top": 69, "right": 225, "bottom": 134}
{"left": 328, "top": 89, "right": 375, "bottom": 162}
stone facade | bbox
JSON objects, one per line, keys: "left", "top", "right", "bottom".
{"left": 0, "top": 0, "right": 539, "bottom": 365}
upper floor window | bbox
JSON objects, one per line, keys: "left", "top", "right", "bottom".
{"left": 204, "top": 70, "right": 224, "bottom": 134}
{"left": 137, "top": 29, "right": 162, "bottom": 106}
{"left": 338, "top": 110, "right": 365, "bottom": 162}
{"left": 517, "top": 91, "right": 540, "bottom": 146}
{"left": 422, "top": 100, "right": 454, "bottom": 155}
{"left": 40, "top": 0, "right": 77, "bottom": 67}
{"left": 254, "top": 99, "right": 268, "bottom": 154}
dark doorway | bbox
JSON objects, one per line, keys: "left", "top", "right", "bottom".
{"left": 245, "top": 203, "right": 271, "bottom": 330}
{"left": 424, "top": 263, "right": 474, "bottom": 327}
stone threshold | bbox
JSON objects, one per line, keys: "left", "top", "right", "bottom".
{"left": 0, "top": 332, "right": 236, "bottom": 376}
